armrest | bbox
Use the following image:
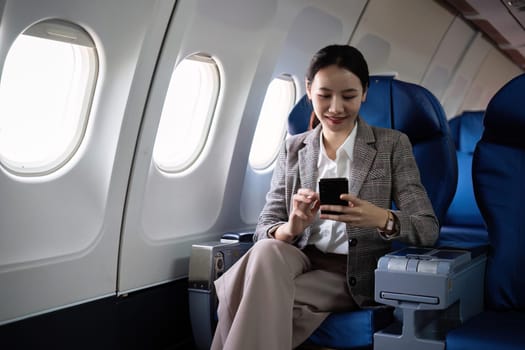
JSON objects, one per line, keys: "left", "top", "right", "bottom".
{"left": 220, "top": 231, "right": 254, "bottom": 243}
{"left": 373, "top": 247, "right": 487, "bottom": 349}
{"left": 375, "top": 247, "right": 486, "bottom": 312}
{"left": 188, "top": 232, "right": 254, "bottom": 350}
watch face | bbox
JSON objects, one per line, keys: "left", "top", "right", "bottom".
{"left": 386, "top": 218, "right": 394, "bottom": 231}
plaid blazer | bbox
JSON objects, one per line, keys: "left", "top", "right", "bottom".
{"left": 254, "top": 117, "right": 439, "bottom": 306}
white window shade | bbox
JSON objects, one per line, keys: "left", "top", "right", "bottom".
{"left": 153, "top": 55, "right": 220, "bottom": 172}
{"left": 0, "top": 19, "right": 98, "bottom": 175}
{"left": 249, "top": 75, "right": 296, "bottom": 170}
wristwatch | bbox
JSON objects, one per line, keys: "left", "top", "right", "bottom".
{"left": 384, "top": 210, "right": 395, "bottom": 233}
{"left": 377, "top": 210, "right": 397, "bottom": 238}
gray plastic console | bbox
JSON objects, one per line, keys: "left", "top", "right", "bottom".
{"left": 374, "top": 247, "right": 486, "bottom": 350}
{"left": 188, "top": 239, "right": 252, "bottom": 350}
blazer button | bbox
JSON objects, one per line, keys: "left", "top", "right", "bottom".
{"left": 349, "top": 277, "right": 357, "bottom": 286}
{"left": 349, "top": 238, "right": 358, "bottom": 247}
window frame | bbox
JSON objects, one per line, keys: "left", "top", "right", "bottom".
{"left": 152, "top": 53, "right": 221, "bottom": 173}
{"left": 248, "top": 74, "right": 297, "bottom": 171}
{"left": 0, "top": 19, "right": 98, "bottom": 176}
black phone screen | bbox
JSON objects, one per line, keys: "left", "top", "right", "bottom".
{"left": 319, "top": 177, "right": 348, "bottom": 214}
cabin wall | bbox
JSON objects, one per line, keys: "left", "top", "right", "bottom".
{"left": 0, "top": 0, "right": 522, "bottom": 348}
{"left": 0, "top": 0, "right": 176, "bottom": 325}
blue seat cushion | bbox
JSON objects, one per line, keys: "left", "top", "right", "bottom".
{"left": 288, "top": 94, "right": 313, "bottom": 135}
{"left": 448, "top": 111, "right": 484, "bottom": 154}
{"left": 437, "top": 225, "right": 488, "bottom": 249}
{"left": 308, "top": 307, "right": 393, "bottom": 349}
{"left": 444, "top": 152, "right": 485, "bottom": 227}
{"left": 440, "top": 111, "right": 486, "bottom": 248}
{"left": 446, "top": 310, "right": 525, "bottom": 350}
{"left": 440, "top": 151, "right": 487, "bottom": 249}
{"left": 474, "top": 143, "right": 525, "bottom": 310}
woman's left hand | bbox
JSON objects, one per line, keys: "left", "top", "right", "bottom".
{"left": 320, "top": 193, "right": 388, "bottom": 229}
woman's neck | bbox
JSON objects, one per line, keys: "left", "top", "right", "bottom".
{"left": 322, "top": 128, "right": 352, "bottom": 160}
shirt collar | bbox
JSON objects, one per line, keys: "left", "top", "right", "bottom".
{"left": 317, "top": 121, "right": 358, "bottom": 167}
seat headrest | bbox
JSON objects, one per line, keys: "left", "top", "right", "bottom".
{"left": 482, "top": 73, "right": 525, "bottom": 148}
{"left": 360, "top": 76, "right": 446, "bottom": 144}
{"left": 357, "top": 76, "right": 393, "bottom": 129}
{"left": 288, "top": 75, "right": 448, "bottom": 141}
{"left": 288, "top": 94, "right": 313, "bottom": 135}
{"left": 449, "top": 111, "right": 484, "bottom": 154}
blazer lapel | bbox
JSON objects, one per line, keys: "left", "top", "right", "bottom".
{"left": 298, "top": 126, "right": 321, "bottom": 191}
{"left": 350, "top": 119, "right": 377, "bottom": 196}
{"left": 296, "top": 122, "right": 376, "bottom": 195}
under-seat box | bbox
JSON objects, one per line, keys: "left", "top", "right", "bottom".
{"left": 374, "top": 247, "right": 486, "bottom": 350}
{"left": 188, "top": 239, "right": 252, "bottom": 350}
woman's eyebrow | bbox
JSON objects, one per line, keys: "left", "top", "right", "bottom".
{"left": 317, "top": 87, "right": 359, "bottom": 93}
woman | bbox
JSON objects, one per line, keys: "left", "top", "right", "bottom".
{"left": 211, "top": 45, "right": 438, "bottom": 350}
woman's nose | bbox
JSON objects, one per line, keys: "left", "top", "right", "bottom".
{"left": 328, "top": 96, "right": 343, "bottom": 113}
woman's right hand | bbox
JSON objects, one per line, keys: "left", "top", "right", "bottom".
{"left": 275, "top": 188, "right": 320, "bottom": 242}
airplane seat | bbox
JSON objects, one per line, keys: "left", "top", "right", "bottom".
{"left": 445, "top": 73, "right": 525, "bottom": 350}
{"left": 287, "top": 75, "right": 458, "bottom": 349}
{"left": 439, "top": 111, "right": 488, "bottom": 249}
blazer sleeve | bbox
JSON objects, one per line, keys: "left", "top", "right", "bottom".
{"left": 253, "top": 141, "right": 291, "bottom": 241}
{"left": 391, "top": 132, "right": 439, "bottom": 246}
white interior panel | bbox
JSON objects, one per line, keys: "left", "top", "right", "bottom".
{"left": 460, "top": 47, "right": 524, "bottom": 112}
{"left": 350, "top": 0, "right": 453, "bottom": 83}
{"left": 0, "top": 0, "right": 175, "bottom": 325}
{"left": 421, "top": 17, "right": 476, "bottom": 100}
{"left": 119, "top": 0, "right": 282, "bottom": 293}
{"left": 441, "top": 34, "right": 492, "bottom": 118}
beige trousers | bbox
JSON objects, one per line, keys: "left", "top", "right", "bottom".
{"left": 211, "top": 239, "right": 357, "bottom": 350}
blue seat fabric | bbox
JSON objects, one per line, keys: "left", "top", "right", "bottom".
{"left": 288, "top": 94, "right": 313, "bottom": 135}
{"left": 446, "top": 311, "right": 525, "bottom": 350}
{"left": 445, "top": 73, "right": 525, "bottom": 350}
{"left": 308, "top": 307, "right": 393, "bottom": 349}
{"left": 289, "top": 75, "right": 457, "bottom": 349}
{"left": 439, "top": 111, "right": 488, "bottom": 249}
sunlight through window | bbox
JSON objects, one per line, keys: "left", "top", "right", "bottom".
{"left": 0, "top": 20, "right": 98, "bottom": 175}
{"left": 153, "top": 55, "right": 220, "bottom": 172}
{"left": 249, "top": 75, "right": 296, "bottom": 170}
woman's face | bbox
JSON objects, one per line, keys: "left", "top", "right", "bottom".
{"left": 306, "top": 64, "right": 366, "bottom": 135}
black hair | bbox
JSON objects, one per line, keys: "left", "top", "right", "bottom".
{"left": 306, "top": 45, "right": 369, "bottom": 92}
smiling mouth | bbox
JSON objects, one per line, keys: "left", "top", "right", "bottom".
{"left": 325, "top": 116, "right": 347, "bottom": 124}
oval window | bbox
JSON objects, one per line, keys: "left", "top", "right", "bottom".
{"left": 0, "top": 19, "right": 98, "bottom": 175}
{"left": 153, "top": 54, "right": 220, "bottom": 172}
{"left": 249, "top": 75, "right": 296, "bottom": 170}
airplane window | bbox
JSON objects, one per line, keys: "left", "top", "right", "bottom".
{"left": 0, "top": 19, "right": 97, "bottom": 175}
{"left": 153, "top": 54, "right": 220, "bottom": 172}
{"left": 249, "top": 75, "right": 296, "bottom": 170}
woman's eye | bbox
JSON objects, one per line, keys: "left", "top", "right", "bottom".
{"left": 343, "top": 95, "right": 356, "bottom": 100}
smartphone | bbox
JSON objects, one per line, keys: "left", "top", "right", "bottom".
{"left": 319, "top": 177, "right": 348, "bottom": 215}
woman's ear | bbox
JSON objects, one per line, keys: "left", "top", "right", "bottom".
{"left": 305, "top": 79, "right": 312, "bottom": 99}
{"left": 361, "top": 89, "right": 367, "bottom": 103}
